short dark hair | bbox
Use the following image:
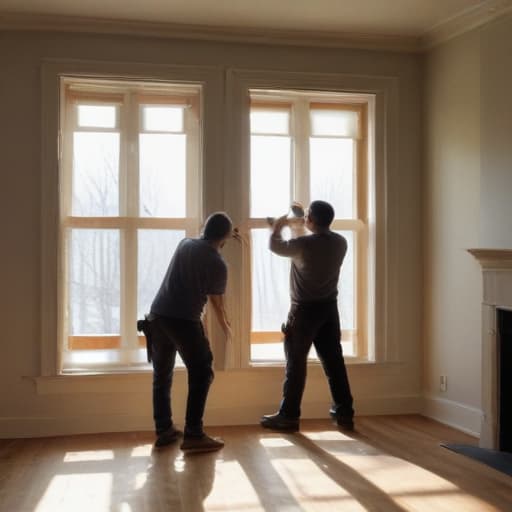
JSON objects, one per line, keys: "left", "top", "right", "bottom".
{"left": 202, "top": 212, "right": 233, "bottom": 241}
{"left": 308, "top": 200, "right": 335, "bottom": 228}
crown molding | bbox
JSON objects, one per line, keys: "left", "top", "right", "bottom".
{"left": 0, "top": 12, "right": 422, "bottom": 53}
{"left": 421, "top": 0, "right": 512, "bottom": 49}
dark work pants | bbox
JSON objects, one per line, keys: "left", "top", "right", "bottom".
{"left": 279, "top": 301, "right": 354, "bottom": 419}
{"left": 150, "top": 315, "right": 214, "bottom": 437}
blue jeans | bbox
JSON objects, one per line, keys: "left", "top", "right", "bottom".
{"left": 149, "top": 315, "right": 213, "bottom": 437}
{"left": 279, "top": 301, "right": 353, "bottom": 419}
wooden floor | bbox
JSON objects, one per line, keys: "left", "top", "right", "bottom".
{"left": 1, "top": 415, "right": 511, "bottom": 511}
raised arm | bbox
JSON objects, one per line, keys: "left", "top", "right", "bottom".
{"left": 269, "top": 214, "right": 303, "bottom": 257}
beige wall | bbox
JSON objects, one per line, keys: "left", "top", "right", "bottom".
{"left": 0, "top": 31, "right": 423, "bottom": 437}
{"left": 424, "top": 29, "right": 482, "bottom": 434}
{"left": 480, "top": 15, "right": 512, "bottom": 248}
{"left": 423, "top": 13, "right": 512, "bottom": 435}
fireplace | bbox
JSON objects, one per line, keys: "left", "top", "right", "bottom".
{"left": 498, "top": 308, "right": 512, "bottom": 452}
{"left": 468, "top": 249, "right": 512, "bottom": 451}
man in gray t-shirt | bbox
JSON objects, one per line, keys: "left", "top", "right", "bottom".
{"left": 151, "top": 237, "right": 228, "bottom": 322}
{"left": 143, "top": 212, "right": 233, "bottom": 454}
{"left": 261, "top": 200, "right": 355, "bottom": 432}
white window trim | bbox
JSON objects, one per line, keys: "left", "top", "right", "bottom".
{"left": 247, "top": 93, "right": 368, "bottom": 360}
{"left": 41, "top": 61, "right": 401, "bottom": 378}
{"left": 224, "top": 68, "right": 400, "bottom": 368}
{"left": 41, "top": 59, "right": 224, "bottom": 376}
{"left": 60, "top": 80, "right": 202, "bottom": 372}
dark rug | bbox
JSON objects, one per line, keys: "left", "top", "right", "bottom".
{"left": 441, "top": 443, "right": 512, "bottom": 477}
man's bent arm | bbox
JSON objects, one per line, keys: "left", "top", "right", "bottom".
{"left": 208, "top": 294, "right": 232, "bottom": 338}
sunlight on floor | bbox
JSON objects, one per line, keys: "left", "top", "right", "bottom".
{"left": 36, "top": 473, "right": 112, "bottom": 511}
{"left": 63, "top": 450, "right": 114, "bottom": 462}
{"left": 134, "top": 472, "right": 147, "bottom": 490}
{"left": 271, "top": 456, "right": 366, "bottom": 511}
{"left": 261, "top": 434, "right": 367, "bottom": 511}
{"left": 259, "top": 437, "right": 294, "bottom": 448}
{"left": 301, "top": 430, "right": 500, "bottom": 512}
{"left": 203, "top": 460, "right": 263, "bottom": 510}
{"left": 28, "top": 429, "right": 504, "bottom": 512}
{"left": 130, "top": 444, "right": 153, "bottom": 458}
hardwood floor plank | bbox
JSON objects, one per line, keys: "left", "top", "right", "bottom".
{"left": 0, "top": 415, "right": 510, "bottom": 512}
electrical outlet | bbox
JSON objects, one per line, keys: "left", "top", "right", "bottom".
{"left": 440, "top": 375, "right": 448, "bottom": 392}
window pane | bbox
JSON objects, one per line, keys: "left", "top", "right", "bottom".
{"left": 72, "top": 132, "right": 120, "bottom": 216}
{"left": 78, "top": 105, "right": 116, "bottom": 128}
{"left": 251, "top": 230, "right": 354, "bottom": 362}
{"left": 251, "top": 229, "right": 290, "bottom": 332}
{"left": 143, "top": 106, "right": 183, "bottom": 132}
{"left": 251, "top": 342, "right": 324, "bottom": 362}
{"left": 139, "top": 134, "right": 186, "bottom": 217}
{"left": 250, "top": 110, "right": 289, "bottom": 135}
{"left": 69, "top": 229, "right": 120, "bottom": 336}
{"left": 310, "top": 138, "right": 354, "bottom": 219}
{"left": 336, "top": 230, "right": 355, "bottom": 331}
{"left": 137, "top": 230, "right": 185, "bottom": 319}
{"left": 310, "top": 109, "right": 358, "bottom": 137}
{"left": 250, "top": 135, "right": 291, "bottom": 218}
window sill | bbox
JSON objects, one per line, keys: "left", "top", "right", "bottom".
{"left": 248, "top": 356, "right": 375, "bottom": 368}
{"left": 29, "top": 372, "right": 154, "bottom": 395}
{"left": 30, "top": 359, "right": 399, "bottom": 394}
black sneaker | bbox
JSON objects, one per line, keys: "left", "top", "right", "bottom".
{"left": 154, "top": 425, "right": 182, "bottom": 448}
{"left": 329, "top": 407, "right": 354, "bottom": 431}
{"left": 260, "top": 412, "right": 299, "bottom": 431}
{"left": 180, "top": 434, "right": 224, "bottom": 454}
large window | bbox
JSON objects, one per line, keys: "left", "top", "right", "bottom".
{"left": 60, "top": 78, "right": 201, "bottom": 372}
{"left": 56, "top": 77, "right": 372, "bottom": 373}
{"left": 247, "top": 90, "right": 370, "bottom": 362}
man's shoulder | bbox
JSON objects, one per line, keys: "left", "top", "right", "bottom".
{"left": 189, "top": 239, "right": 226, "bottom": 267}
{"left": 181, "top": 237, "right": 213, "bottom": 254}
{"left": 330, "top": 231, "right": 346, "bottom": 242}
{"left": 307, "top": 230, "right": 345, "bottom": 242}
{"left": 330, "top": 231, "right": 348, "bottom": 250}
{"left": 305, "top": 231, "right": 347, "bottom": 251}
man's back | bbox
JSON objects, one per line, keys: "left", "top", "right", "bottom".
{"left": 150, "top": 238, "right": 227, "bottom": 321}
{"left": 272, "top": 231, "right": 347, "bottom": 304}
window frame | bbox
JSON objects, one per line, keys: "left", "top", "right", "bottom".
{"left": 246, "top": 92, "right": 369, "bottom": 361}
{"left": 40, "top": 62, "right": 399, "bottom": 378}
{"left": 41, "top": 59, "right": 224, "bottom": 377}
{"left": 224, "top": 69, "right": 399, "bottom": 369}
{"left": 60, "top": 79, "right": 202, "bottom": 372}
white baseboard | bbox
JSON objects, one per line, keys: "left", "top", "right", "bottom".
{"left": 0, "top": 415, "right": 154, "bottom": 438}
{"left": 0, "top": 394, "right": 423, "bottom": 438}
{"left": 207, "top": 393, "right": 423, "bottom": 425}
{"left": 423, "top": 395, "right": 482, "bottom": 437}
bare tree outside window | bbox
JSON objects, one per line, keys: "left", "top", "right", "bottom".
{"left": 70, "top": 132, "right": 120, "bottom": 336}
{"left": 61, "top": 79, "right": 201, "bottom": 370}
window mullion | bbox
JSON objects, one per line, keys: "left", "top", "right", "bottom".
{"left": 59, "top": 99, "right": 76, "bottom": 370}
{"left": 185, "top": 98, "right": 200, "bottom": 237}
{"left": 356, "top": 104, "right": 369, "bottom": 359}
{"left": 293, "top": 99, "right": 310, "bottom": 206}
{"left": 120, "top": 93, "right": 138, "bottom": 353}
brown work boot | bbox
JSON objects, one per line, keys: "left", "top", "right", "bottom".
{"left": 180, "top": 434, "right": 224, "bottom": 454}
{"left": 154, "top": 425, "right": 182, "bottom": 448}
{"left": 329, "top": 407, "right": 355, "bottom": 431}
{"left": 260, "top": 412, "right": 299, "bottom": 431}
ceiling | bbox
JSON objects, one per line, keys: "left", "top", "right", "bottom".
{"left": 0, "top": 0, "right": 510, "bottom": 49}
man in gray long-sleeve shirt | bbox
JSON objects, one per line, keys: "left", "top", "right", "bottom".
{"left": 260, "top": 200, "right": 354, "bottom": 432}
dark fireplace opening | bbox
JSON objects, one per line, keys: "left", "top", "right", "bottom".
{"left": 498, "top": 308, "right": 512, "bottom": 452}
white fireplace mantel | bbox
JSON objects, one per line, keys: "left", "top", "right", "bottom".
{"left": 468, "top": 249, "right": 512, "bottom": 270}
{"left": 468, "top": 248, "right": 512, "bottom": 449}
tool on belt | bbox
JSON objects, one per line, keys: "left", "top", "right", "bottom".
{"left": 136, "top": 315, "right": 153, "bottom": 363}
